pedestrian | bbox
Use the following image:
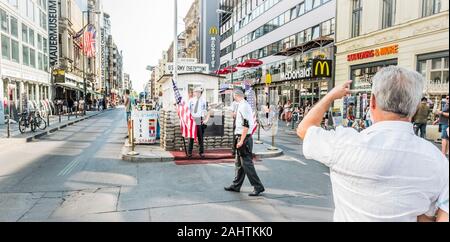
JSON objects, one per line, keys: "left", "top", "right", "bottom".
{"left": 225, "top": 88, "right": 265, "bottom": 197}
{"left": 231, "top": 100, "right": 240, "bottom": 156}
{"left": 347, "top": 103, "right": 356, "bottom": 127}
{"left": 363, "top": 105, "right": 373, "bottom": 128}
{"left": 437, "top": 96, "right": 449, "bottom": 155}
{"left": 297, "top": 66, "right": 449, "bottom": 222}
{"left": 284, "top": 100, "right": 293, "bottom": 126}
{"left": 124, "top": 90, "right": 132, "bottom": 122}
{"left": 187, "top": 87, "right": 209, "bottom": 158}
{"left": 413, "top": 97, "right": 431, "bottom": 139}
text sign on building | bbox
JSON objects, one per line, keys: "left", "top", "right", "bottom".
{"left": 166, "top": 63, "right": 210, "bottom": 74}
{"left": 48, "top": 0, "right": 59, "bottom": 67}
{"left": 209, "top": 26, "right": 218, "bottom": 70}
{"left": 132, "top": 111, "right": 159, "bottom": 144}
{"left": 347, "top": 45, "right": 399, "bottom": 62}
{"left": 280, "top": 60, "right": 333, "bottom": 81}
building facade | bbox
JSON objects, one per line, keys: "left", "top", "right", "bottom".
{"left": 1, "top": 0, "right": 50, "bottom": 122}
{"left": 335, "top": 0, "right": 449, "bottom": 119}
{"left": 184, "top": 0, "right": 200, "bottom": 60}
{"left": 219, "top": 0, "right": 336, "bottom": 107}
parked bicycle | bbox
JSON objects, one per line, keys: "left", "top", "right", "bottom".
{"left": 18, "top": 111, "right": 47, "bottom": 134}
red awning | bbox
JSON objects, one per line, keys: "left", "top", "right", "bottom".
{"left": 237, "top": 59, "right": 264, "bottom": 68}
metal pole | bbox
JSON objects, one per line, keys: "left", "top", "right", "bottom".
{"left": 173, "top": 0, "right": 178, "bottom": 83}
{"left": 127, "top": 119, "right": 139, "bottom": 156}
{"left": 83, "top": 11, "right": 88, "bottom": 116}
{"left": 6, "top": 114, "right": 10, "bottom": 138}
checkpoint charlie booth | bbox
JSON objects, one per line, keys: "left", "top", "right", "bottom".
{"left": 157, "top": 70, "right": 234, "bottom": 152}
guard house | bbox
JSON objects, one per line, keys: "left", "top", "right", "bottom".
{"left": 158, "top": 72, "right": 224, "bottom": 110}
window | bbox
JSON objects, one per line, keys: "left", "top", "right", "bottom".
{"left": 312, "top": 0, "right": 321, "bottom": 8}
{"left": 321, "top": 20, "right": 332, "bottom": 36}
{"left": 1, "top": 9, "right": 9, "bottom": 33}
{"left": 422, "top": 0, "right": 441, "bottom": 17}
{"left": 30, "top": 48, "right": 36, "bottom": 67}
{"left": 37, "top": 34, "right": 43, "bottom": 51}
{"left": 312, "top": 25, "right": 320, "bottom": 39}
{"left": 2, "top": 34, "right": 11, "bottom": 59}
{"left": 305, "top": 0, "right": 313, "bottom": 11}
{"left": 382, "top": 0, "right": 396, "bottom": 29}
{"left": 10, "top": 17, "right": 18, "bottom": 37}
{"left": 352, "top": 0, "right": 363, "bottom": 37}
{"left": 38, "top": 53, "right": 43, "bottom": 70}
{"left": 10, "top": 39, "right": 19, "bottom": 62}
{"left": 29, "top": 28, "right": 35, "bottom": 46}
{"left": 22, "top": 45, "right": 30, "bottom": 65}
{"left": 22, "top": 24, "right": 28, "bottom": 43}
{"left": 298, "top": 2, "right": 305, "bottom": 16}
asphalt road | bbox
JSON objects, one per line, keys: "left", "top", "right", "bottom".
{"left": 0, "top": 108, "right": 334, "bottom": 222}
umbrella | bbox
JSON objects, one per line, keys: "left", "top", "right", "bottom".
{"left": 238, "top": 59, "right": 263, "bottom": 68}
{"left": 224, "top": 66, "right": 238, "bottom": 73}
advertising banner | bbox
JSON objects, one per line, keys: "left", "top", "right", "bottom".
{"left": 132, "top": 111, "right": 159, "bottom": 144}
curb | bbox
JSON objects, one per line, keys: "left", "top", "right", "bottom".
{"left": 121, "top": 154, "right": 175, "bottom": 163}
{"left": 0, "top": 110, "right": 111, "bottom": 143}
{"left": 254, "top": 148, "right": 284, "bottom": 159}
{"left": 121, "top": 141, "right": 175, "bottom": 163}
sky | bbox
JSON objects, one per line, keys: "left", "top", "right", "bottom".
{"left": 102, "top": 0, "right": 195, "bottom": 93}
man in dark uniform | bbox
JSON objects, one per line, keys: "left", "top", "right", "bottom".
{"left": 225, "top": 88, "right": 265, "bottom": 197}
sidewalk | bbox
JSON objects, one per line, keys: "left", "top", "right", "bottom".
{"left": 122, "top": 140, "right": 284, "bottom": 163}
{"left": 0, "top": 110, "right": 111, "bottom": 142}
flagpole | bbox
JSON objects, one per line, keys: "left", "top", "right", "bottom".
{"left": 174, "top": 0, "right": 188, "bottom": 156}
{"left": 173, "top": 0, "right": 178, "bottom": 84}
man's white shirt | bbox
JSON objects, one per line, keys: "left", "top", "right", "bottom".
{"left": 188, "top": 97, "right": 207, "bottom": 119}
{"left": 235, "top": 100, "right": 255, "bottom": 135}
{"left": 304, "top": 121, "right": 449, "bottom": 222}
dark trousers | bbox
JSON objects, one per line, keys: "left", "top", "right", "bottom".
{"left": 189, "top": 125, "right": 205, "bottom": 155}
{"left": 414, "top": 123, "right": 427, "bottom": 138}
{"left": 231, "top": 136, "right": 264, "bottom": 191}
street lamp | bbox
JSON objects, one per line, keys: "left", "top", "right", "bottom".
{"left": 216, "top": 9, "right": 235, "bottom": 85}
{"left": 82, "top": 10, "right": 101, "bottom": 115}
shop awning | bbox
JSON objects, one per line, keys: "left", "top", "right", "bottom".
{"left": 274, "top": 36, "right": 334, "bottom": 57}
{"left": 55, "top": 83, "right": 83, "bottom": 92}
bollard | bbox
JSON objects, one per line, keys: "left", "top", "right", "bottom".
{"left": 6, "top": 114, "right": 10, "bottom": 138}
{"left": 267, "top": 120, "right": 278, "bottom": 151}
{"left": 127, "top": 120, "right": 139, "bottom": 156}
{"left": 75, "top": 107, "right": 78, "bottom": 119}
{"left": 59, "top": 107, "right": 62, "bottom": 123}
{"left": 125, "top": 118, "right": 132, "bottom": 147}
{"left": 255, "top": 119, "right": 263, "bottom": 144}
{"left": 47, "top": 111, "right": 50, "bottom": 127}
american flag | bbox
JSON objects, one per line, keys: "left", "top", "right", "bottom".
{"left": 172, "top": 79, "right": 198, "bottom": 141}
{"left": 246, "top": 88, "right": 258, "bottom": 135}
{"left": 80, "top": 25, "right": 96, "bottom": 58}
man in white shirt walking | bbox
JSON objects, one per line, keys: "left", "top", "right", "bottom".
{"left": 297, "top": 66, "right": 449, "bottom": 222}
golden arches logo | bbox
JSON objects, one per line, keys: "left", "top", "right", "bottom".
{"left": 209, "top": 26, "right": 219, "bottom": 36}
{"left": 314, "top": 60, "right": 332, "bottom": 77}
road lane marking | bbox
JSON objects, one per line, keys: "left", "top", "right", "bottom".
{"left": 288, "top": 157, "right": 307, "bottom": 166}
{"left": 323, "top": 173, "right": 330, "bottom": 177}
{"left": 58, "top": 158, "right": 81, "bottom": 176}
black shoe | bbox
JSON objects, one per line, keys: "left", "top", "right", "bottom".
{"left": 200, "top": 154, "right": 205, "bottom": 159}
{"left": 224, "top": 186, "right": 240, "bottom": 193}
{"left": 187, "top": 154, "right": 193, "bottom": 159}
{"left": 249, "top": 188, "right": 265, "bottom": 197}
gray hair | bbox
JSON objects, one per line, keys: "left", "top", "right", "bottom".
{"left": 371, "top": 66, "right": 424, "bottom": 118}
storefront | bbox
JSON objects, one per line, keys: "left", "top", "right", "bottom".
{"left": 335, "top": 7, "right": 449, "bottom": 117}
{"left": 257, "top": 37, "right": 334, "bottom": 109}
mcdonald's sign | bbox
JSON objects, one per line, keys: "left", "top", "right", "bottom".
{"left": 313, "top": 60, "right": 332, "bottom": 78}
{"left": 209, "top": 26, "right": 219, "bottom": 36}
